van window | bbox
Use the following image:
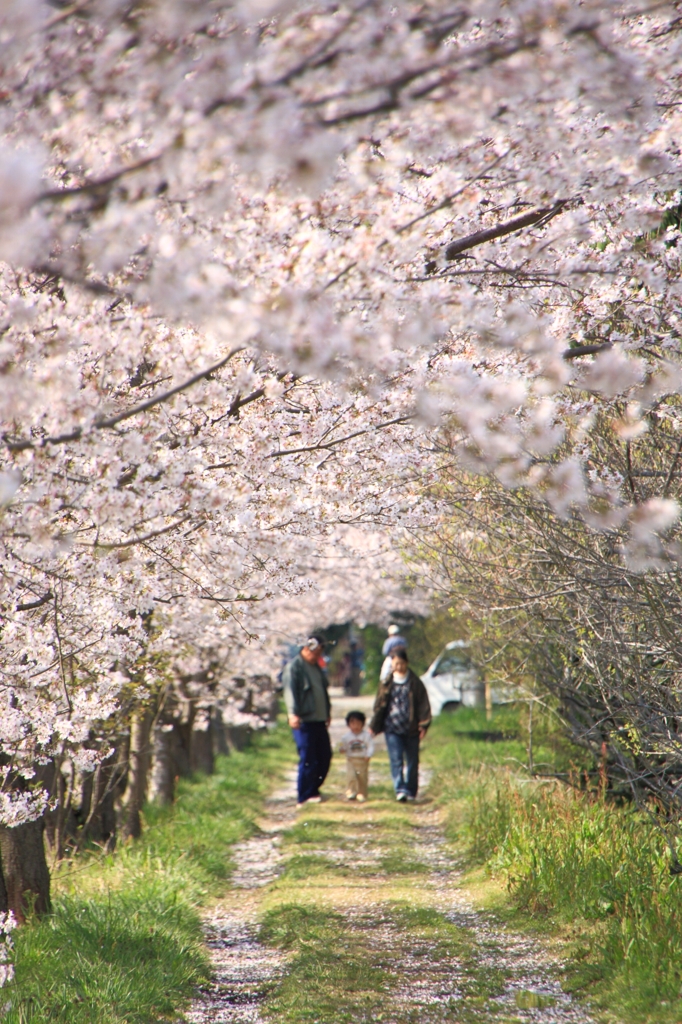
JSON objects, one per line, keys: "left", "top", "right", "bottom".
{"left": 433, "top": 651, "right": 471, "bottom": 675}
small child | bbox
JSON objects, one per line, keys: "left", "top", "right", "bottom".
{"left": 339, "top": 710, "right": 374, "bottom": 802}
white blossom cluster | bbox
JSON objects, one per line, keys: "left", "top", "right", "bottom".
{"left": 0, "top": 912, "right": 15, "bottom": 990}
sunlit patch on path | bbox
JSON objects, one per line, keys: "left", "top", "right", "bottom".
{"left": 189, "top": 700, "right": 595, "bottom": 1023}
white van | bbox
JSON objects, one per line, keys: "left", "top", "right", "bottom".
{"left": 420, "top": 641, "right": 485, "bottom": 715}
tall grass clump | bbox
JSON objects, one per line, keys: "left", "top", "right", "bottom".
{"left": 4, "top": 725, "right": 293, "bottom": 1024}
{"left": 466, "top": 774, "right": 682, "bottom": 1019}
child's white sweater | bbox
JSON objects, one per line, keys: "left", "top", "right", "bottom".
{"left": 339, "top": 728, "right": 375, "bottom": 759}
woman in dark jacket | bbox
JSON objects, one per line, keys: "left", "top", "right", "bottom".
{"left": 369, "top": 648, "right": 431, "bottom": 801}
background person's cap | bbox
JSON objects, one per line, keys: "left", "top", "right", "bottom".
{"left": 304, "top": 635, "right": 324, "bottom": 651}
{"left": 387, "top": 624, "right": 401, "bottom": 636}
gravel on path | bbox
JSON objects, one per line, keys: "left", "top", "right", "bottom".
{"left": 185, "top": 773, "right": 296, "bottom": 1024}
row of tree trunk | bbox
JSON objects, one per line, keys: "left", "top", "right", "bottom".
{"left": 0, "top": 673, "right": 278, "bottom": 922}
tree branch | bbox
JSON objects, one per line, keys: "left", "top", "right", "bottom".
{"left": 4, "top": 348, "right": 244, "bottom": 452}
{"left": 211, "top": 371, "right": 291, "bottom": 425}
{"left": 443, "top": 200, "right": 570, "bottom": 261}
{"left": 562, "top": 342, "right": 613, "bottom": 360}
{"left": 36, "top": 154, "right": 163, "bottom": 204}
{"left": 90, "top": 515, "right": 192, "bottom": 550}
{"left": 267, "top": 414, "right": 414, "bottom": 458}
{"left": 396, "top": 149, "right": 512, "bottom": 237}
{"left": 16, "top": 590, "right": 53, "bottom": 612}
{"left": 663, "top": 438, "right": 682, "bottom": 496}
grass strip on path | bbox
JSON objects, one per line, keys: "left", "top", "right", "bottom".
{"left": 258, "top": 747, "right": 555, "bottom": 1024}
{"left": 5, "top": 723, "right": 294, "bottom": 1024}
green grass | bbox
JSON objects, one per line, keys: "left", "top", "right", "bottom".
{"left": 424, "top": 706, "right": 682, "bottom": 1024}
{"left": 16, "top": 699, "right": 681, "bottom": 1023}
{"left": 7, "top": 888, "right": 206, "bottom": 1024}
{"left": 282, "top": 853, "right": 341, "bottom": 879}
{"left": 260, "top": 900, "right": 509, "bottom": 1024}
{"left": 260, "top": 904, "right": 389, "bottom": 1023}
{"left": 283, "top": 817, "right": 349, "bottom": 847}
{"left": 424, "top": 703, "right": 564, "bottom": 777}
{"left": 464, "top": 776, "right": 682, "bottom": 1022}
{"left": 258, "top": 752, "right": 524, "bottom": 1024}
{"left": 5, "top": 724, "right": 294, "bottom": 1024}
{"left": 388, "top": 904, "right": 508, "bottom": 1013}
{"left": 378, "top": 851, "right": 429, "bottom": 874}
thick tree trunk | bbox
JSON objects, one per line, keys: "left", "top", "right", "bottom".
{"left": 0, "top": 820, "right": 51, "bottom": 922}
{"left": 91, "top": 762, "right": 119, "bottom": 848}
{"left": 211, "top": 708, "right": 230, "bottom": 757}
{"left": 121, "top": 709, "right": 153, "bottom": 841}
{"left": 170, "top": 698, "right": 195, "bottom": 778}
{"left": 44, "top": 758, "right": 75, "bottom": 861}
{"left": 225, "top": 724, "right": 253, "bottom": 752}
{"left": 39, "top": 760, "right": 58, "bottom": 855}
{"left": 190, "top": 711, "right": 215, "bottom": 775}
{"left": 35, "top": 758, "right": 74, "bottom": 862}
{"left": 149, "top": 723, "right": 177, "bottom": 805}
{"left": 78, "top": 769, "right": 94, "bottom": 830}
{"left": 78, "top": 756, "right": 119, "bottom": 848}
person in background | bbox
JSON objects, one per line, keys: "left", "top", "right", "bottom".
{"left": 380, "top": 623, "right": 408, "bottom": 683}
{"left": 348, "top": 637, "right": 364, "bottom": 696}
{"left": 339, "top": 710, "right": 374, "bottom": 802}
{"left": 282, "top": 635, "right": 332, "bottom": 808}
{"left": 339, "top": 648, "right": 353, "bottom": 695}
{"left": 369, "top": 648, "right": 431, "bottom": 802}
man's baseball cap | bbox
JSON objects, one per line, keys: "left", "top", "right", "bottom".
{"left": 304, "top": 634, "right": 325, "bottom": 651}
{"left": 388, "top": 624, "right": 401, "bottom": 636}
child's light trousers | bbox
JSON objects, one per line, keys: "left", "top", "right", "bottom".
{"left": 346, "top": 757, "right": 369, "bottom": 798}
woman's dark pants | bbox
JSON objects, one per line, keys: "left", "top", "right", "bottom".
{"left": 292, "top": 721, "right": 332, "bottom": 803}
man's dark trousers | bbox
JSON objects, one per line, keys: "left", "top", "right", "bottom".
{"left": 292, "top": 721, "right": 332, "bottom": 803}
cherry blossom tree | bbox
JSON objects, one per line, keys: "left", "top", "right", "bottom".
{"left": 0, "top": 0, "right": 681, "bottom": 916}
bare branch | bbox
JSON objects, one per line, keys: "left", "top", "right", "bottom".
{"left": 443, "top": 200, "right": 570, "bottom": 261}
{"left": 16, "top": 591, "right": 53, "bottom": 612}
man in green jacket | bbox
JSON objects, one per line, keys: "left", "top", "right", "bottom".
{"left": 369, "top": 648, "right": 431, "bottom": 801}
{"left": 282, "top": 635, "right": 332, "bottom": 807}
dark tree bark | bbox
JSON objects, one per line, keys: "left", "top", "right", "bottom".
{"left": 149, "top": 723, "right": 177, "bottom": 805}
{"left": 190, "top": 712, "right": 215, "bottom": 775}
{"left": 0, "top": 820, "right": 51, "bottom": 922}
{"left": 38, "top": 760, "right": 58, "bottom": 855}
{"left": 92, "top": 766, "right": 119, "bottom": 847}
{"left": 78, "top": 756, "right": 119, "bottom": 848}
{"left": 170, "top": 698, "right": 194, "bottom": 778}
{"left": 43, "top": 758, "right": 76, "bottom": 860}
{"left": 225, "top": 724, "right": 253, "bottom": 752}
{"left": 33, "top": 759, "right": 73, "bottom": 861}
{"left": 121, "top": 709, "right": 153, "bottom": 841}
{"left": 211, "top": 708, "right": 230, "bottom": 757}
{"left": 78, "top": 769, "right": 94, "bottom": 829}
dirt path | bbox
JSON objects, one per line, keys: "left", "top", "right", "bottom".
{"left": 185, "top": 771, "right": 295, "bottom": 1024}
{"left": 187, "top": 698, "right": 595, "bottom": 1024}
